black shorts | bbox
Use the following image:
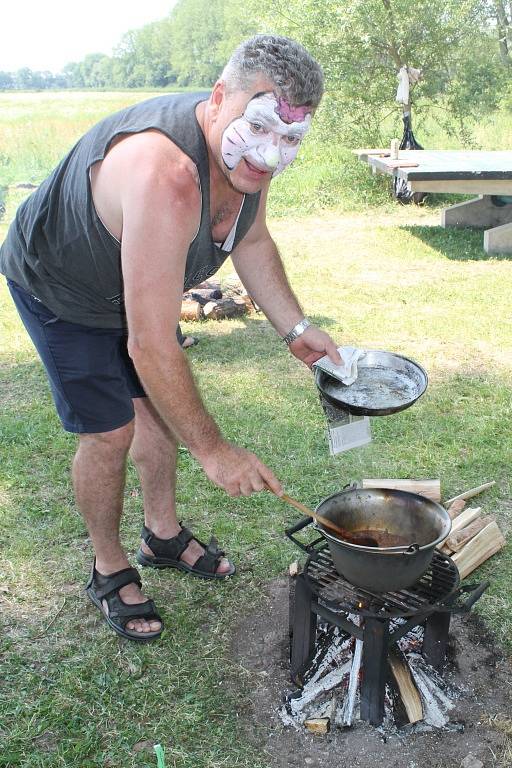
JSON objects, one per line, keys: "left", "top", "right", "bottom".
{"left": 7, "top": 279, "right": 146, "bottom": 434}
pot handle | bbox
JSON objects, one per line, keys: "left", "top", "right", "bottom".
{"left": 284, "top": 516, "right": 323, "bottom": 554}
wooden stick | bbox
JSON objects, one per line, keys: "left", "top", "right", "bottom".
{"left": 444, "top": 481, "right": 495, "bottom": 506}
{"left": 389, "top": 651, "right": 423, "bottom": 723}
{"left": 276, "top": 492, "right": 379, "bottom": 546}
{"left": 446, "top": 516, "right": 494, "bottom": 553}
{"left": 361, "top": 479, "right": 441, "bottom": 502}
{"left": 452, "top": 521, "right": 505, "bottom": 579}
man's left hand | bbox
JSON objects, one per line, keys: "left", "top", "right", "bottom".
{"left": 288, "top": 326, "right": 342, "bottom": 368}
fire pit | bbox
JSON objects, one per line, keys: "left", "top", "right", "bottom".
{"left": 286, "top": 521, "right": 489, "bottom": 726}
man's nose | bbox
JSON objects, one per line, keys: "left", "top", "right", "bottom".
{"left": 261, "top": 144, "right": 280, "bottom": 169}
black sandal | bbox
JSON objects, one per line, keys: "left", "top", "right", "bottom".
{"left": 136, "top": 525, "right": 236, "bottom": 580}
{"left": 85, "top": 560, "right": 163, "bottom": 642}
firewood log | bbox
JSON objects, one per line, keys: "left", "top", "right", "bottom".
{"left": 304, "top": 718, "right": 330, "bottom": 734}
{"left": 203, "top": 297, "right": 247, "bottom": 320}
{"left": 361, "top": 479, "right": 441, "bottom": 502}
{"left": 389, "top": 650, "right": 423, "bottom": 724}
{"left": 451, "top": 521, "right": 505, "bottom": 579}
{"left": 446, "top": 499, "right": 466, "bottom": 520}
{"left": 180, "top": 299, "right": 203, "bottom": 321}
{"left": 446, "top": 516, "right": 494, "bottom": 553}
{"left": 438, "top": 508, "right": 481, "bottom": 552}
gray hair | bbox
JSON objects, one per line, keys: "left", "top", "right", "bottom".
{"left": 221, "top": 34, "right": 324, "bottom": 109}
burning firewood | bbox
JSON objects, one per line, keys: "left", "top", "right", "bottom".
{"left": 389, "top": 649, "right": 423, "bottom": 724}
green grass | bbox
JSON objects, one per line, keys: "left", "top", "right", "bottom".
{"left": 1, "top": 92, "right": 512, "bottom": 767}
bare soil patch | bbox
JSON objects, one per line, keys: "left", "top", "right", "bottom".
{"left": 230, "top": 578, "right": 512, "bottom": 768}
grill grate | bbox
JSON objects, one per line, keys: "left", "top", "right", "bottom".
{"left": 305, "top": 545, "right": 459, "bottom": 618}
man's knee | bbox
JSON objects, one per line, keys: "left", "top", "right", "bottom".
{"left": 77, "top": 421, "right": 135, "bottom": 457}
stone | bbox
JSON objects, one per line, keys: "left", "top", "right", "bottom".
{"left": 460, "top": 754, "right": 484, "bottom": 768}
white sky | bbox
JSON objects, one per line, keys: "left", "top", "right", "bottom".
{"left": 1, "top": 1, "right": 176, "bottom": 73}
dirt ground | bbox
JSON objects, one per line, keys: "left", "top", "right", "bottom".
{"left": 230, "top": 578, "right": 512, "bottom": 768}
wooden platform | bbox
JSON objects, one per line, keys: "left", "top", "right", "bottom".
{"left": 355, "top": 149, "right": 512, "bottom": 253}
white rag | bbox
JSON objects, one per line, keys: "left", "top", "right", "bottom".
{"left": 314, "top": 346, "right": 365, "bottom": 386}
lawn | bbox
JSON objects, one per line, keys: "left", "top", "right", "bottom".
{"left": 1, "top": 92, "right": 511, "bottom": 767}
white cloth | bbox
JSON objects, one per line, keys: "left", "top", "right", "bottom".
{"left": 313, "top": 346, "right": 365, "bottom": 386}
{"left": 396, "top": 66, "right": 422, "bottom": 105}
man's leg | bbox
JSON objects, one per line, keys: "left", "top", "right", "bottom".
{"left": 130, "top": 398, "right": 230, "bottom": 573}
{"left": 72, "top": 422, "right": 162, "bottom": 634}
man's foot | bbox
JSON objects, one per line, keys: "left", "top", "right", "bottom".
{"left": 86, "top": 559, "right": 163, "bottom": 640}
{"left": 137, "top": 523, "right": 236, "bottom": 579}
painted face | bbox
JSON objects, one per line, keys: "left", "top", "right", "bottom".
{"left": 221, "top": 91, "right": 312, "bottom": 178}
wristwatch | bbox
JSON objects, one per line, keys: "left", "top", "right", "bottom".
{"left": 282, "top": 318, "right": 311, "bottom": 345}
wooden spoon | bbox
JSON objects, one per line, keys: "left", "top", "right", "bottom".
{"left": 272, "top": 489, "right": 379, "bottom": 547}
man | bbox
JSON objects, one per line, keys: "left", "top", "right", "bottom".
{"left": 0, "top": 35, "right": 341, "bottom": 642}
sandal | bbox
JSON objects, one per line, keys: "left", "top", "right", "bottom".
{"left": 136, "top": 524, "right": 236, "bottom": 580}
{"left": 85, "top": 560, "right": 163, "bottom": 642}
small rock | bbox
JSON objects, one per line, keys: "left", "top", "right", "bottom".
{"left": 460, "top": 754, "right": 484, "bottom": 768}
{"left": 132, "top": 739, "right": 155, "bottom": 754}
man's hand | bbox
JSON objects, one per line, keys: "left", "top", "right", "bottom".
{"left": 197, "top": 439, "right": 283, "bottom": 497}
{"left": 288, "top": 326, "right": 342, "bottom": 368}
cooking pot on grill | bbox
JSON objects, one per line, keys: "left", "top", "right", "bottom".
{"left": 288, "top": 487, "right": 452, "bottom": 592}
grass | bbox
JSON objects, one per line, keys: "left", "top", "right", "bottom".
{"left": 1, "top": 92, "right": 512, "bottom": 767}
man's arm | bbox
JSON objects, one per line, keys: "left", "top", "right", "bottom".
{"left": 116, "top": 133, "right": 281, "bottom": 496}
{"left": 231, "top": 188, "right": 342, "bottom": 367}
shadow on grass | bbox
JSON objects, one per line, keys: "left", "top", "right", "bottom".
{"left": 399, "top": 224, "right": 512, "bottom": 262}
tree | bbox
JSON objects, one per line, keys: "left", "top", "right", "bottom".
{"left": 253, "top": 0, "right": 500, "bottom": 144}
{"left": 492, "top": 0, "right": 512, "bottom": 65}
{"left": 169, "top": 0, "right": 258, "bottom": 86}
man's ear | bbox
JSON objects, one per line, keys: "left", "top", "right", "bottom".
{"left": 209, "top": 80, "right": 226, "bottom": 120}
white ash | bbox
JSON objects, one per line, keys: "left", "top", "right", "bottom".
{"left": 407, "top": 653, "right": 455, "bottom": 728}
{"left": 341, "top": 635, "right": 363, "bottom": 726}
{"left": 280, "top": 622, "right": 461, "bottom": 732}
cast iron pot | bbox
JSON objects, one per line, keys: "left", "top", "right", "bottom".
{"left": 314, "top": 487, "right": 452, "bottom": 592}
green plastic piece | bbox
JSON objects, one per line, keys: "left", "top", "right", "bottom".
{"left": 154, "top": 743, "right": 166, "bottom": 768}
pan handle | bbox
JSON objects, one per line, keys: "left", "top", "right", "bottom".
{"left": 441, "top": 581, "right": 490, "bottom": 614}
{"left": 285, "top": 516, "right": 322, "bottom": 554}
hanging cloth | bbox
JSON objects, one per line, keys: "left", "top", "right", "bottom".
{"left": 393, "top": 66, "right": 425, "bottom": 204}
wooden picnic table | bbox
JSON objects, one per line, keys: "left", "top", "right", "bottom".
{"left": 355, "top": 149, "right": 512, "bottom": 254}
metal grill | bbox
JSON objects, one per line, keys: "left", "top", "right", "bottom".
{"left": 305, "top": 545, "right": 459, "bottom": 619}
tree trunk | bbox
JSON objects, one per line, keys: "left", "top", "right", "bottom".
{"left": 494, "top": 0, "right": 512, "bottom": 66}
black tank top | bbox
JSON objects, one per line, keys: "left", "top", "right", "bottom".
{"left": 0, "top": 92, "right": 261, "bottom": 328}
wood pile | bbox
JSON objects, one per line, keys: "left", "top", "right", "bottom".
{"left": 180, "top": 276, "right": 258, "bottom": 322}
{"left": 362, "top": 478, "right": 506, "bottom": 579}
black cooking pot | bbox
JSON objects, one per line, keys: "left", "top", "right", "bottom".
{"left": 313, "top": 488, "right": 452, "bottom": 592}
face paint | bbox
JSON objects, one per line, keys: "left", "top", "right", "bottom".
{"left": 221, "top": 92, "right": 312, "bottom": 178}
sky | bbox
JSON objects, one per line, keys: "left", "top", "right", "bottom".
{"left": 1, "top": 1, "right": 176, "bottom": 73}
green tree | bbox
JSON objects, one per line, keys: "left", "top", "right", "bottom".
{"left": 253, "top": 0, "right": 500, "bottom": 144}
{"left": 169, "top": 0, "right": 258, "bottom": 86}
